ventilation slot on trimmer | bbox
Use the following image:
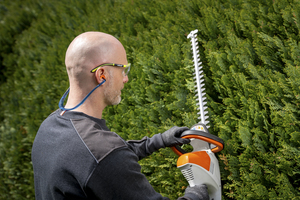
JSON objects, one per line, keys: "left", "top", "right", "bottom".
{"left": 181, "top": 167, "right": 194, "bottom": 182}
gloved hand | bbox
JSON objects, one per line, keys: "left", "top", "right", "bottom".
{"left": 184, "top": 184, "right": 209, "bottom": 200}
{"left": 161, "top": 126, "right": 190, "bottom": 147}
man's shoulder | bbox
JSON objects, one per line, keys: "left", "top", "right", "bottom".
{"left": 71, "top": 117, "right": 127, "bottom": 163}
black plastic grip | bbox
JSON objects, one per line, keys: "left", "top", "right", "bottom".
{"left": 181, "top": 130, "right": 224, "bottom": 144}
{"left": 172, "top": 130, "right": 224, "bottom": 155}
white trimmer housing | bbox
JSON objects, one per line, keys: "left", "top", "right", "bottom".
{"left": 177, "top": 148, "right": 222, "bottom": 200}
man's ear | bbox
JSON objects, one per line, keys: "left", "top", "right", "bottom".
{"left": 95, "top": 67, "right": 106, "bottom": 84}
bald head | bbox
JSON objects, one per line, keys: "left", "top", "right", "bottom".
{"left": 62, "top": 32, "right": 129, "bottom": 118}
{"left": 65, "top": 32, "right": 127, "bottom": 82}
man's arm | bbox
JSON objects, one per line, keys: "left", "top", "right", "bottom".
{"left": 85, "top": 146, "right": 208, "bottom": 200}
{"left": 85, "top": 146, "right": 169, "bottom": 200}
{"left": 126, "top": 134, "right": 165, "bottom": 160}
{"left": 126, "top": 126, "right": 190, "bottom": 160}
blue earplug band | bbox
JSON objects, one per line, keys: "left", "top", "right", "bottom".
{"left": 59, "top": 79, "right": 106, "bottom": 111}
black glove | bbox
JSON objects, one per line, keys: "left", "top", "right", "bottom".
{"left": 184, "top": 185, "right": 209, "bottom": 200}
{"left": 161, "top": 126, "right": 190, "bottom": 147}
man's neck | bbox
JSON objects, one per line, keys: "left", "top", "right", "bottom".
{"left": 64, "top": 90, "right": 106, "bottom": 119}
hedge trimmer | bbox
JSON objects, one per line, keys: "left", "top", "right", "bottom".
{"left": 171, "top": 30, "right": 224, "bottom": 200}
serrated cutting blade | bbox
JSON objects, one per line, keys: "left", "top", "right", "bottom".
{"left": 187, "top": 30, "right": 210, "bottom": 128}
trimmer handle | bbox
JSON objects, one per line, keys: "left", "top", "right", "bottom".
{"left": 171, "top": 130, "right": 224, "bottom": 156}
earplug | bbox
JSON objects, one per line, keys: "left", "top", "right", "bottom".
{"left": 100, "top": 74, "right": 106, "bottom": 80}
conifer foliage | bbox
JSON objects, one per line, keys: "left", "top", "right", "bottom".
{"left": 0, "top": 0, "right": 299, "bottom": 199}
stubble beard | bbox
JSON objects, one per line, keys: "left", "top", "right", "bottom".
{"left": 104, "top": 88, "right": 121, "bottom": 105}
{"left": 103, "top": 71, "right": 122, "bottom": 105}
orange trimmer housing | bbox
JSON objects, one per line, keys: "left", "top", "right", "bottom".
{"left": 171, "top": 134, "right": 223, "bottom": 173}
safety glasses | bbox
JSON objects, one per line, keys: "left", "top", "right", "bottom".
{"left": 90, "top": 63, "right": 131, "bottom": 76}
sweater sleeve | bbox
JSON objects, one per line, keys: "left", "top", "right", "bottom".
{"left": 84, "top": 146, "right": 169, "bottom": 200}
{"left": 84, "top": 146, "right": 198, "bottom": 200}
{"left": 126, "top": 133, "right": 166, "bottom": 160}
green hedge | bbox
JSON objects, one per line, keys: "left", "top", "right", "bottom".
{"left": 0, "top": 0, "right": 299, "bottom": 199}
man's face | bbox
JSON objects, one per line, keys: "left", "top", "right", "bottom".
{"left": 103, "top": 67, "right": 128, "bottom": 105}
{"left": 102, "top": 42, "right": 129, "bottom": 106}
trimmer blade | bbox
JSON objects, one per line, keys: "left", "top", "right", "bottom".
{"left": 187, "top": 30, "right": 210, "bottom": 128}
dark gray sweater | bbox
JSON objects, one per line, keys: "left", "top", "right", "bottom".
{"left": 31, "top": 109, "right": 199, "bottom": 200}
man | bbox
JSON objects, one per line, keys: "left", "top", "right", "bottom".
{"left": 32, "top": 31, "right": 209, "bottom": 200}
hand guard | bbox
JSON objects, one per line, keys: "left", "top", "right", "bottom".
{"left": 161, "top": 126, "right": 190, "bottom": 147}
